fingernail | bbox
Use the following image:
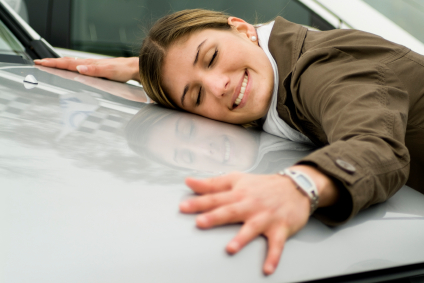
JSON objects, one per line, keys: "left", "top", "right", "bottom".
{"left": 76, "top": 65, "right": 88, "bottom": 73}
{"left": 196, "top": 216, "right": 208, "bottom": 226}
{"left": 34, "top": 59, "right": 44, "bottom": 63}
{"left": 179, "top": 201, "right": 190, "bottom": 211}
{"left": 265, "top": 264, "right": 275, "bottom": 274}
{"left": 227, "top": 241, "right": 239, "bottom": 253}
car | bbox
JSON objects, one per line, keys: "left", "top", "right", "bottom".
{"left": 1, "top": 0, "right": 424, "bottom": 282}
{"left": 307, "top": 0, "right": 424, "bottom": 55}
{"left": 14, "top": 0, "right": 424, "bottom": 57}
{"left": 19, "top": 0, "right": 335, "bottom": 57}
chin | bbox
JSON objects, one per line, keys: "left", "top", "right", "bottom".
{"left": 232, "top": 117, "right": 258, "bottom": 125}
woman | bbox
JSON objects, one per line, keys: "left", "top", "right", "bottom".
{"left": 34, "top": 9, "right": 424, "bottom": 275}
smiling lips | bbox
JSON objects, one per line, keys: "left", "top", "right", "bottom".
{"left": 233, "top": 73, "right": 248, "bottom": 108}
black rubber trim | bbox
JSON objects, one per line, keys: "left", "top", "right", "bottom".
{"left": 303, "top": 262, "right": 424, "bottom": 283}
{"left": 0, "top": 2, "right": 59, "bottom": 59}
{"left": 29, "top": 39, "right": 58, "bottom": 58}
{"left": 0, "top": 54, "right": 29, "bottom": 64}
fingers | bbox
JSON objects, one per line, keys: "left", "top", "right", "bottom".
{"left": 76, "top": 64, "right": 103, "bottom": 78}
{"left": 180, "top": 191, "right": 238, "bottom": 213}
{"left": 185, "top": 173, "right": 243, "bottom": 194}
{"left": 34, "top": 57, "right": 80, "bottom": 70}
{"left": 35, "top": 58, "right": 114, "bottom": 80}
{"left": 34, "top": 58, "right": 100, "bottom": 76}
{"left": 76, "top": 64, "right": 119, "bottom": 81}
{"left": 35, "top": 57, "right": 140, "bottom": 83}
{"left": 226, "top": 217, "right": 289, "bottom": 275}
{"left": 195, "top": 202, "right": 250, "bottom": 228}
{"left": 226, "top": 213, "right": 270, "bottom": 254}
{"left": 263, "top": 226, "right": 289, "bottom": 275}
{"left": 180, "top": 172, "right": 309, "bottom": 275}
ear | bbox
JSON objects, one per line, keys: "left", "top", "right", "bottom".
{"left": 228, "top": 17, "right": 258, "bottom": 45}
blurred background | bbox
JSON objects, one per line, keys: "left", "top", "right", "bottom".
{"left": 7, "top": 0, "right": 424, "bottom": 57}
{"left": 18, "top": 0, "right": 334, "bottom": 57}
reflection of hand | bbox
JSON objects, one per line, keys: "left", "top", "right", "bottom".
{"left": 34, "top": 57, "right": 140, "bottom": 83}
{"left": 180, "top": 165, "right": 339, "bottom": 275}
{"left": 36, "top": 65, "right": 150, "bottom": 103}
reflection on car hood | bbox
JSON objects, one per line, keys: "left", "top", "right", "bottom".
{"left": 1, "top": 63, "right": 423, "bottom": 282}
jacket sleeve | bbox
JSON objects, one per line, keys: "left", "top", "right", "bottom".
{"left": 290, "top": 47, "right": 410, "bottom": 226}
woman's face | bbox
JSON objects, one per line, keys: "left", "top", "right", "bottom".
{"left": 146, "top": 112, "right": 260, "bottom": 172}
{"left": 161, "top": 17, "right": 274, "bottom": 124}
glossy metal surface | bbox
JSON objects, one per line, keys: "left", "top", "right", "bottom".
{"left": 314, "top": 0, "right": 424, "bottom": 55}
{"left": 1, "top": 64, "right": 424, "bottom": 282}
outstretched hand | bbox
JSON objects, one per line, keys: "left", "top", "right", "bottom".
{"left": 180, "top": 165, "right": 339, "bottom": 275}
{"left": 34, "top": 57, "right": 140, "bottom": 83}
{"left": 180, "top": 171, "right": 311, "bottom": 275}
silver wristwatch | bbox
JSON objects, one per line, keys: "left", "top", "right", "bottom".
{"left": 278, "top": 169, "right": 319, "bottom": 214}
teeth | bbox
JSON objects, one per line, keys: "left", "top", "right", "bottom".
{"left": 234, "top": 75, "right": 248, "bottom": 106}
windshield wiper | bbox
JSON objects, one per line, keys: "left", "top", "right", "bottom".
{"left": 0, "top": 53, "right": 29, "bottom": 64}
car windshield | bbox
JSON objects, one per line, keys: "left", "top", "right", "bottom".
{"left": 363, "top": 0, "right": 424, "bottom": 44}
{"left": 70, "top": 0, "right": 334, "bottom": 56}
{"left": 0, "top": 17, "right": 30, "bottom": 63}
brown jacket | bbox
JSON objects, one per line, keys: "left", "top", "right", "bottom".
{"left": 269, "top": 17, "right": 424, "bottom": 226}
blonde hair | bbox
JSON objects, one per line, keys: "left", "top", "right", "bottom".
{"left": 139, "top": 9, "right": 231, "bottom": 109}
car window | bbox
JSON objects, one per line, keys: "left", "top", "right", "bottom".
{"left": 3, "top": 0, "right": 28, "bottom": 22}
{"left": 0, "top": 17, "right": 30, "bottom": 63}
{"left": 70, "top": 0, "right": 335, "bottom": 57}
{"left": 362, "top": 0, "right": 424, "bottom": 45}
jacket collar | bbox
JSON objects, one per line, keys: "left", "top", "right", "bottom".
{"left": 266, "top": 16, "right": 310, "bottom": 138}
{"left": 268, "top": 16, "right": 308, "bottom": 104}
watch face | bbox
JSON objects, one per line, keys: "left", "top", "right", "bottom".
{"left": 296, "top": 175, "right": 312, "bottom": 188}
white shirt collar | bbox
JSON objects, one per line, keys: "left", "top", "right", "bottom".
{"left": 256, "top": 21, "right": 313, "bottom": 145}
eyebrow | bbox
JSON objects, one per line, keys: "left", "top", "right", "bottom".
{"left": 193, "top": 39, "right": 207, "bottom": 65}
{"left": 181, "top": 39, "right": 207, "bottom": 107}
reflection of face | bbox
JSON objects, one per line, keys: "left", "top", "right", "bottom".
{"left": 162, "top": 18, "right": 274, "bottom": 124}
{"left": 146, "top": 113, "right": 259, "bottom": 172}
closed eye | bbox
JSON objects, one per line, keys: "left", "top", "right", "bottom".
{"left": 208, "top": 49, "right": 218, "bottom": 67}
{"left": 196, "top": 87, "right": 202, "bottom": 106}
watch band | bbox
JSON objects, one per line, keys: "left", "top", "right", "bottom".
{"left": 278, "top": 169, "right": 319, "bottom": 214}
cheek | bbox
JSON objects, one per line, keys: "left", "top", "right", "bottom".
{"left": 200, "top": 106, "right": 227, "bottom": 121}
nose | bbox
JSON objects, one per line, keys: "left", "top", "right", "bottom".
{"left": 202, "top": 72, "right": 230, "bottom": 99}
{"left": 186, "top": 138, "right": 221, "bottom": 161}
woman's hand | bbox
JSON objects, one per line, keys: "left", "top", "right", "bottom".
{"left": 180, "top": 165, "right": 339, "bottom": 275}
{"left": 36, "top": 65, "right": 150, "bottom": 103}
{"left": 34, "top": 57, "right": 140, "bottom": 83}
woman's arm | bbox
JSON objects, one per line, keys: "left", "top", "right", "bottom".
{"left": 291, "top": 47, "right": 410, "bottom": 225}
{"left": 180, "top": 45, "right": 411, "bottom": 276}
{"left": 34, "top": 57, "right": 140, "bottom": 83}
{"left": 180, "top": 165, "right": 339, "bottom": 275}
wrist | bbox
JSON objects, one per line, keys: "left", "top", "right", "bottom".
{"left": 289, "top": 165, "right": 339, "bottom": 208}
{"left": 131, "top": 57, "right": 141, "bottom": 82}
{"left": 278, "top": 168, "right": 319, "bottom": 214}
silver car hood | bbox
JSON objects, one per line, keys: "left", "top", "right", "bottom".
{"left": 1, "top": 63, "right": 424, "bottom": 283}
